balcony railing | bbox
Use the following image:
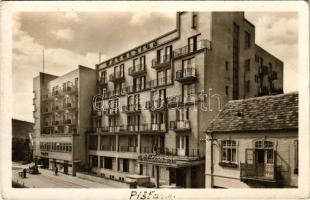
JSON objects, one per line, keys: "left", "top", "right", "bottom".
{"left": 122, "top": 104, "right": 141, "bottom": 113}
{"left": 103, "top": 108, "right": 120, "bottom": 116}
{"left": 63, "top": 119, "right": 74, "bottom": 125}
{"left": 151, "top": 55, "right": 171, "bottom": 69}
{"left": 52, "top": 90, "right": 62, "bottom": 97}
{"left": 175, "top": 67, "right": 198, "bottom": 83}
{"left": 52, "top": 105, "right": 62, "bottom": 111}
{"left": 128, "top": 64, "right": 146, "bottom": 76}
{"left": 109, "top": 71, "right": 125, "bottom": 82}
{"left": 173, "top": 39, "right": 212, "bottom": 58}
{"left": 140, "top": 147, "right": 200, "bottom": 157}
{"left": 170, "top": 120, "right": 191, "bottom": 132}
{"left": 118, "top": 146, "right": 137, "bottom": 153}
{"left": 63, "top": 102, "right": 76, "bottom": 109}
{"left": 42, "top": 93, "right": 53, "bottom": 101}
{"left": 145, "top": 99, "right": 166, "bottom": 111}
{"left": 52, "top": 120, "right": 62, "bottom": 126}
{"left": 240, "top": 163, "right": 282, "bottom": 185}
{"left": 108, "top": 126, "right": 125, "bottom": 133}
{"left": 100, "top": 145, "right": 115, "bottom": 151}
{"left": 63, "top": 85, "right": 77, "bottom": 94}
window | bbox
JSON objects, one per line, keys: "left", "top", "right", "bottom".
{"left": 245, "top": 80, "right": 250, "bottom": 93}
{"left": 244, "top": 31, "right": 251, "bottom": 49}
{"left": 245, "top": 59, "right": 250, "bottom": 72}
{"left": 225, "top": 61, "right": 229, "bottom": 71}
{"left": 188, "top": 35, "right": 198, "bottom": 52}
{"left": 225, "top": 86, "right": 229, "bottom": 96}
{"left": 221, "top": 140, "right": 237, "bottom": 162}
{"left": 255, "top": 55, "right": 259, "bottom": 63}
{"left": 192, "top": 13, "right": 198, "bottom": 29}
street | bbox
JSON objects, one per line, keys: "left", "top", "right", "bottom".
{"left": 12, "top": 162, "right": 113, "bottom": 188}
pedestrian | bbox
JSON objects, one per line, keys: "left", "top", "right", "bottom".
{"left": 55, "top": 166, "right": 58, "bottom": 176}
{"left": 23, "top": 168, "right": 27, "bottom": 178}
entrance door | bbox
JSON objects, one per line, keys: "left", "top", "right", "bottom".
{"left": 254, "top": 140, "right": 274, "bottom": 179}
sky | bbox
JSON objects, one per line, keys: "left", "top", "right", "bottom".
{"left": 12, "top": 12, "right": 298, "bottom": 122}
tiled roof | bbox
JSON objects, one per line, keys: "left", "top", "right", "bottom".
{"left": 206, "top": 92, "right": 298, "bottom": 133}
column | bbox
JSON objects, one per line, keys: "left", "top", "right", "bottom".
{"left": 186, "top": 167, "right": 192, "bottom": 188}
{"left": 98, "top": 135, "right": 101, "bottom": 150}
{"left": 155, "top": 166, "right": 160, "bottom": 188}
{"left": 137, "top": 134, "right": 141, "bottom": 154}
{"left": 116, "top": 135, "right": 119, "bottom": 152}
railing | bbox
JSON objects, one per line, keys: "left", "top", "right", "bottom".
{"left": 108, "top": 126, "right": 125, "bottom": 133}
{"left": 170, "top": 120, "right": 191, "bottom": 131}
{"left": 151, "top": 55, "right": 171, "bottom": 68}
{"left": 128, "top": 64, "right": 146, "bottom": 75}
{"left": 63, "top": 119, "right": 74, "bottom": 125}
{"left": 52, "top": 105, "right": 62, "bottom": 111}
{"left": 240, "top": 163, "right": 282, "bottom": 183}
{"left": 175, "top": 68, "right": 197, "bottom": 82}
{"left": 63, "top": 102, "right": 76, "bottom": 109}
{"left": 104, "top": 108, "right": 119, "bottom": 116}
{"left": 173, "top": 39, "right": 212, "bottom": 58}
{"left": 52, "top": 90, "right": 62, "bottom": 97}
{"left": 118, "top": 146, "right": 137, "bottom": 153}
{"left": 109, "top": 71, "right": 125, "bottom": 82}
{"left": 145, "top": 99, "right": 166, "bottom": 111}
{"left": 63, "top": 85, "right": 77, "bottom": 93}
{"left": 141, "top": 147, "right": 200, "bottom": 157}
{"left": 122, "top": 104, "right": 141, "bottom": 113}
{"left": 100, "top": 145, "right": 115, "bottom": 151}
{"left": 52, "top": 121, "right": 62, "bottom": 126}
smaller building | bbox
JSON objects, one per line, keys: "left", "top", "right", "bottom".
{"left": 205, "top": 92, "right": 298, "bottom": 188}
{"left": 12, "top": 119, "right": 34, "bottom": 163}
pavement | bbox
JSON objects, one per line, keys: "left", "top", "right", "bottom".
{"left": 12, "top": 162, "right": 113, "bottom": 188}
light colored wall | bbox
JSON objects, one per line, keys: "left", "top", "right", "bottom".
{"left": 205, "top": 130, "right": 298, "bottom": 188}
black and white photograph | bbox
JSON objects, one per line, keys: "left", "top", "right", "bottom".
{"left": 0, "top": 1, "right": 309, "bottom": 200}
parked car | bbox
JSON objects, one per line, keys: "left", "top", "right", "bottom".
{"left": 27, "top": 165, "right": 39, "bottom": 174}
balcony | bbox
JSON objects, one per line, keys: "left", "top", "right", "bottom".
{"left": 43, "top": 122, "right": 53, "bottom": 127}
{"left": 124, "top": 123, "right": 167, "bottom": 133}
{"left": 145, "top": 99, "right": 166, "bottom": 111}
{"left": 42, "top": 93, "right": 53, "bottom": 101}
{"left": 173, "top": 39, "right": 212, "bottom": 59}
{"left": 92, "top": 110, "right": 102, "bottom": 117}
{"left": 140, "top": 147, "right": 200, "bottom": 157}
{"left": 145, "top": 76, "right": 172, "bottom": 89}
{"left": 42, "top": 107, "right": 52, "bottom": 114}
{"left": 118, "top": 146, "right": 137, "bottom": 153}
{"left": 100, "top": 145, "right": 115, "bottom": 151}
{"left": 52, "top": 120, "right": 62, "bottom": 126}
{"left": 109, "top": 71, "right": 125, "bottom": 83}
{"left": 240, "top": 163, "right": 283, "bottom": 186}
{"left": 52, "top": 90, "right": 62, "bottom": 97}
{"left": 151, "top": 55, "right": 171, "bottom": 70}
{"left": 63, "top": 102, "right": 76, "bottom": 110}
{"left": 103, "top": 108, "right": 120, "bottom": 117}
{"left": 108, "top": 126, "right": 125, "bottom": 133}
{"left": 63, "top": 119, "right": 75, "bottom": 125}
{"left": 122, "top": 104, "right": 141, "bottom": 114}
{"left": 175, "top": 67, "right": 198, "bottom": 83}
{"left": 52, "top": 105, "right": 62, "bottom": 111}
{"left": 63, "top": 85, "right": 77, "bottom": 94}
{"left": 128, "top": 64, "right": 146, "bottom": 76}
{"left": 169, "top": 120, "right": 191, "bottom": 132}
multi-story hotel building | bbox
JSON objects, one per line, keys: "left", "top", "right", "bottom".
{"left": 33, "top": 66, "right": 96, "bottom": 176}
{"left": 86, "top": 11, "right": 283, "bottom": 188}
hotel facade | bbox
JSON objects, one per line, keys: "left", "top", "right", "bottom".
{"left": 86, "top": 12, "right": 284, "bottom": 188}
{"left": 33, "top": 66, "right": 96, "bottom": 175}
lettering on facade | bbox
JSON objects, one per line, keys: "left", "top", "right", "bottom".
{"left": 138, "top": 155, "right": 176, "bottom": 164}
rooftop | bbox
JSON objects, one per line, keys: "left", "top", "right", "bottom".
{"left": 206, "top": 92, "right": 298, "bottom": 133}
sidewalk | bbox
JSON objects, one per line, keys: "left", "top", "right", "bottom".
{"left": 12, "top": 163, "right": 113, "bottom": 188}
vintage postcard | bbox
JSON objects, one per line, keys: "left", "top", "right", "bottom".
{"left": 0, "top": 1, "right": 309, "bottom": 200}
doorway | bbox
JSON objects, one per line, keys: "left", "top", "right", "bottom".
{"left": 254, "top": 140, "right": 275, "bottom": 178}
